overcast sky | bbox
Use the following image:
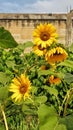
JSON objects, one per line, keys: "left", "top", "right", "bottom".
{"left": 0, "top": 0, "right": 73, "bottom": 14}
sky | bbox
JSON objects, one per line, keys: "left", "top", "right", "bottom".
{"left": 0, "top": 0, "right": 73, "bottom": 14}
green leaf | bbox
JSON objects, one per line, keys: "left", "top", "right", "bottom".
{"left": 0, "top": 72, "right": 10, "bottom": 85}
{"left": 23, "top": 41, "right": 33, "bottom": 49}
{"left": 15, "top": 41, "right": 33, "bottom": 53}
{"left": 56, "top": 72, "right": 65, "bottom": 79}
{"left": 22, "top": 104, "right": 29, "bottom": 111}
{"left": 22, "top": 102, "right": 37, "bottom": 115}
{"left": 31, "top": 86, "right": 38, "bottom": 95}
{"left": 60, "top": 114, "right": 73, "bottom": 130}
{"left": 16, "top": 43, "right": 27, "bottom": 50}
{"left": 43, "top": 85, "right": 58, "bottom": 97}
{"left": 0, "top": 27, "right": 18, "bottom": 48}
{"left": 34, "top": 96, "right": 47, "bottom": 104}
{"left": 57, "top": 60, "right": 73, "bottom": 69}
{"left": 56, "top": 124, "right": 67, "bottom": 130}
{"left": 38, "top": 104, "right": 58, "bottom": 130}
{"left": 0, "top": 86, "right": 9, "bottom": 101}
{"left": 38, "top": 70, "right": 54, "bottom": 77}
{"left": 6, "top": 60, "right": 15, "bottom": 69}
{"left": 64, "top": 73, "right": 73, "bottom": 83}
{"left": 0, "top": 125, "right": 5, "bottom": 130}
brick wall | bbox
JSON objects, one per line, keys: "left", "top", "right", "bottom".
{"left": 0, "top": 10, "right": 73, "bottom": 46}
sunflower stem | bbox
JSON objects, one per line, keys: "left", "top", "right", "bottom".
{"left": 0, "top": 103, "right": 8, "bottom": 130}
{"left": 63, "top": 88, "right": 73, "bottom": 116}
{"left": 59, "top": 93, "right": 67, "bottom": 116}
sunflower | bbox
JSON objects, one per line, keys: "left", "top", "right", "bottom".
{"left": 49, "top": 75, "right": 61, "bottom": 85}
{"left": 33, "top": 23, "right": 58, "bottom": 48}
{"left": 9, "top": 74, "right": 31, "bottom": 102}
{"left": 45, "top": 47, "right": 68, "bottom": 64}
{"left": 33, "top": 45, "right": 46, "bottom": 56}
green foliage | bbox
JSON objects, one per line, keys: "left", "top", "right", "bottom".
{"left": 64, "top": 73, "right": 73, "bottom": 84}
{"left": 57, "top": 60, "right": 73, "bottom": 69}
{"left": 38, "top": 104, "right": 67, "bottom": 130}
{"left": 60, "top": 114, "right": 73, "bottom": 130}
{"left": 38, "top": 104, "right": 57, "bottom": 130}
{"left": 0, "top": 86, "right": 9, "bottom": 102}
{"left": 43, "top": 85, "right": 58, "bottom": 97}
{"left": 0, "top": 28, "right": 73, "bottom": 130}
{"left": 38, "top": 70, "right": 54, "bottom": 76}
{"left": 55, "top": 124, "right": 67, "bottom": 130}
{"left": 0, "top": 27, "right": 18, "bottom": 48}
{"left": 0, "top": 72, "right": 11, "bottom": 85}
{"left": 0, "top": 125, "right": 5, "bottom": 130}
{"left": 34, "top": 96, "right": 47, "bottom": 105}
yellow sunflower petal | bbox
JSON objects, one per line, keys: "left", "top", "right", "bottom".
{"left": 33, "top": 23, "right": 58, "bottom": 48}
{"left": 11, "top": 92, "right": 20, "bottom": 99}
{"left": 23, "top": 93, "right": 29, "bottom": 100}
{"left": 45, "top": 47, "right": 68, "bottom": 64}
{"left": 14, "top": 94, "right": 22, "bottom": 102}
{"left": 9, "top": 84, "right": 19, "bottom": 89}
{"left": 12, "top": 78, "right": 21, "bottom": 86}
{"left": 9, "top": 74, "right": 31, "bottom": 102}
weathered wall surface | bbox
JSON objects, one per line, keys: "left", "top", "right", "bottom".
{"left": 0, "top": 10, "right": 73, "bottom": 46}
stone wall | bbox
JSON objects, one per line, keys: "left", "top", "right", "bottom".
{"left": 0, "top": 11, "right": 73, "bottom": 46}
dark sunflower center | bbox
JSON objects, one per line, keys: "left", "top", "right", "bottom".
{"left": 40, "top": 32, "right": 50, "bottom": 41}
{"left": 20, "top": 84, "right": 28, "bottom": 94}
{"left": 54, "top": 76, "right": 57, "bottom": 79}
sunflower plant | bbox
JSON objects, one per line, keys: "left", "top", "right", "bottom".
{"left": 0, "top": 24, "right": 73, "bottom": 130}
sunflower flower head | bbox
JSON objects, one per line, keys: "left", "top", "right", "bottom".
{"left": 49, "top": 75, "right": 61, "bottom": 85}
{"left": 45, "top": 47, "right": 68, "bottom": 64}
{"left": 33, "top": 23, "right": 58, "bottom": 48}
{"left": 9, "top": 74, "right": 31, "bottom": 102}
{"left": 33, "top": 45, "right": 46, "bottom": 56}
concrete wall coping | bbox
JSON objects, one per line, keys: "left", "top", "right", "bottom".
{"left": 0, "top": 13, "right": 67, "bottom": 20}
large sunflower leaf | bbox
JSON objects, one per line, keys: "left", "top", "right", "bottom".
{"left": 0, "top": 27, "right": 18, "bottom": 48}
{"left": 38, "top": 104, "right": 57, "bottom": 130}
{"left": 60, "top": 114, "right": 73, "bottom": 130}
{"left": 38, "top": 104, "right": 67, "bottom": 130}
{"left": 64, "top": 73, "right": 73, "bottom": 83}
{"left": 57, "top": 60, "right": 73, "bottom": 69}
{"left": 0, "top": 125, "right": 5, "bottom": 130}
{"left": 55, "top": 124, "right": 67, "bottom": 130}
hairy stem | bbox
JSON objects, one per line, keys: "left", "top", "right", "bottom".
{"left": 0, "top": 104, "right": 8, "bottom": 130}
{"left": 63, "top": 89, "right": 73, "bottom": 116}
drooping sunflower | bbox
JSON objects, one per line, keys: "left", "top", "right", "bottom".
{"left": 45, "top": 47, "right": 68, "bottom": 64}
{"left": 9, "top": 74, "right": 31, "bottom": 102}
{"left": 49, "top": 75, "right": 61, "bottom": 85}
{"left": 33, "top": 23, "right": 58, "bottom": 48}
{"left": 33, "top": 45, "right": 46, "bottom": 56}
